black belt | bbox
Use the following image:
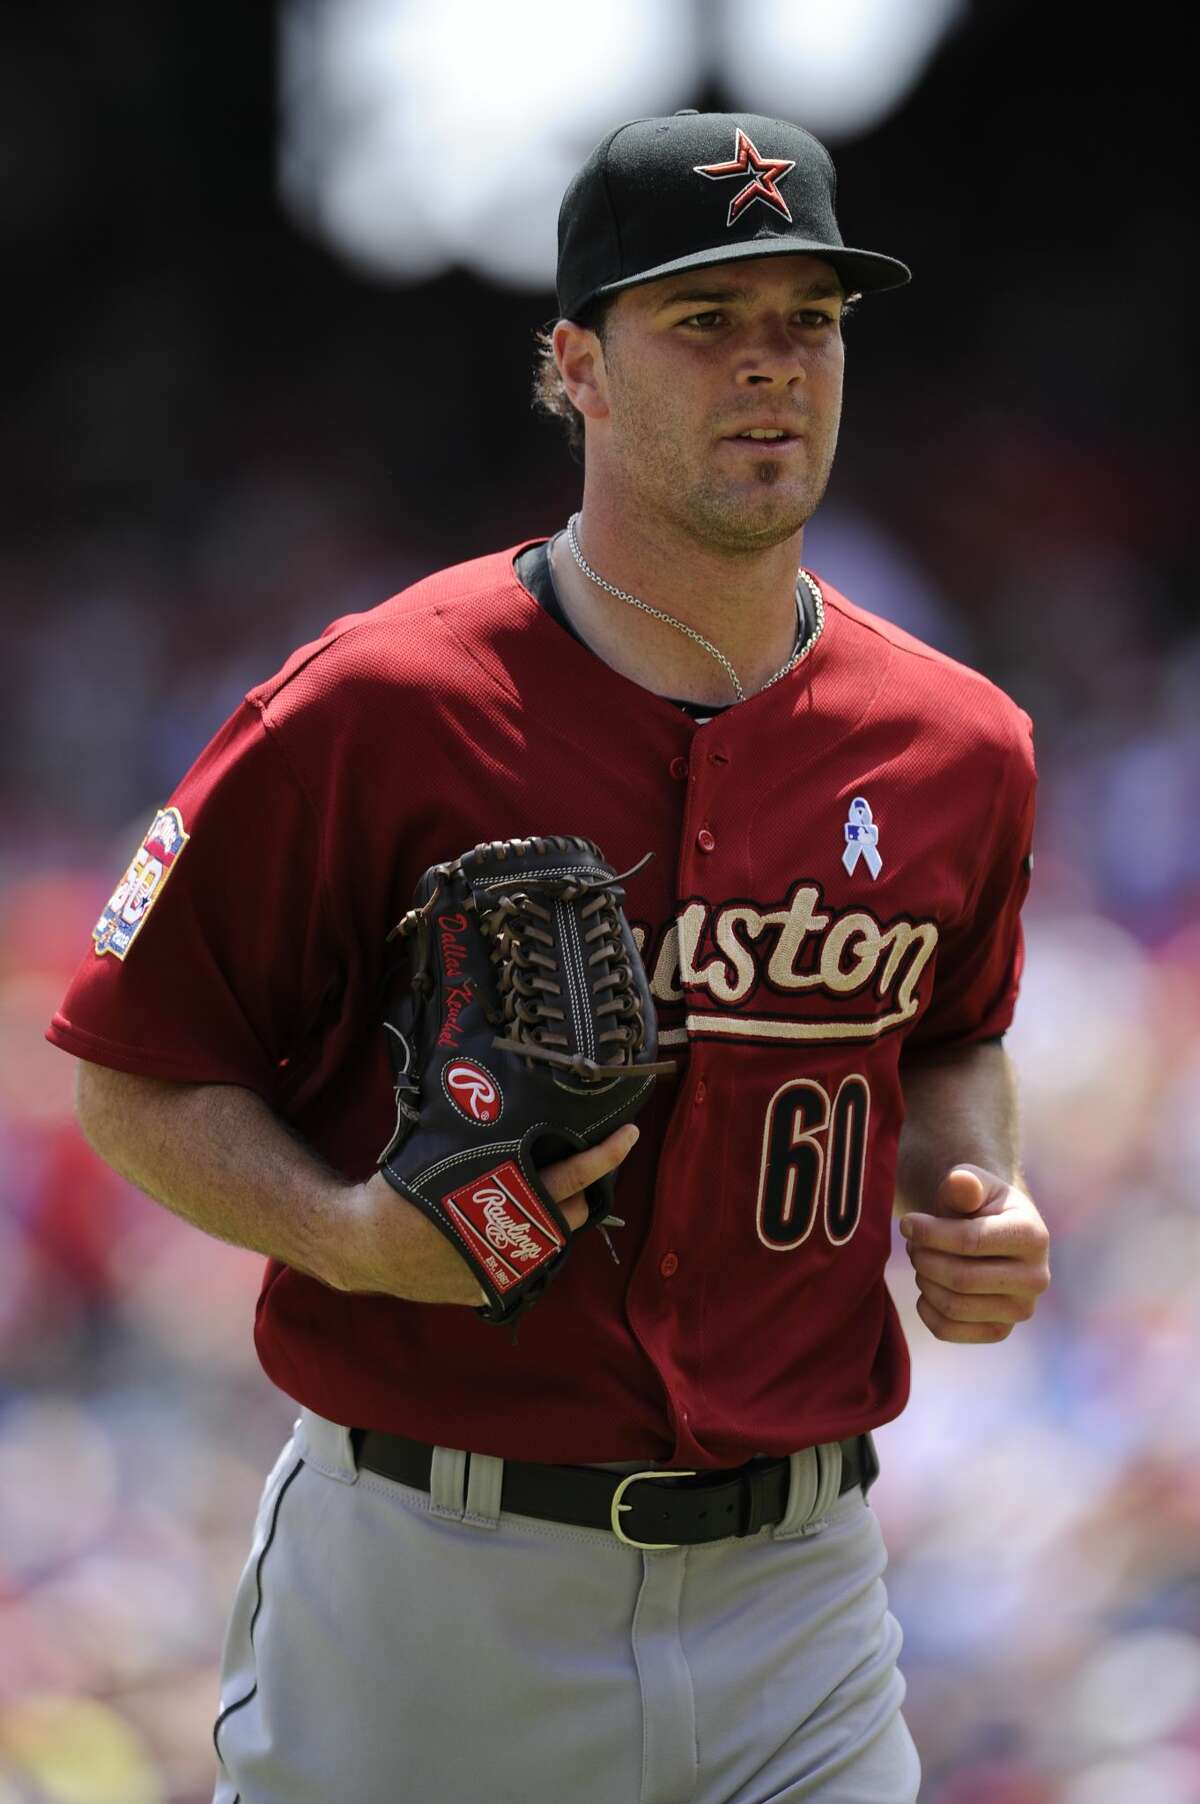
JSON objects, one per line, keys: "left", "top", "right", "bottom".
{"left": 350, "top": 1428, "right": 878, "bottom": 1549}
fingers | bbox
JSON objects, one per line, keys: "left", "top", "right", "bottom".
{"left": 906, "top": 1245, "right": 1051, "bottom": 1298}
{"left": 557, "top": 1196, "right": 590, "bottom": 1232}
{"left": 934, "top": 1167, "right": 990, "bottom": 1214}
{"left": 899, "top": 1177, "right": 1051, "bottom": 1343}
{"left": 901, "top": 1207, "right": 1049, "bottom": 1260}
{"left": 914, "top": 1292, "right": 1014, "bottom": 1344}
{"left": 907, "top": 1236, "right": 1049, "bottom": 1342}
{"left": 539, "top": 1124, "right": 639, "bottom": 1210}
{"left": 915, "top": 1272, "right": 1035, "bottom": 1327}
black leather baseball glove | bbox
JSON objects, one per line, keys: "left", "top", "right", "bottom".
{"left": 377, "top": 835, "right": 672, "bottom": 1325}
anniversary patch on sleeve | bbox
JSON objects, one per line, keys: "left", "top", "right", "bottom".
{"left": 92, "top": 806, "right": 190, "bottom": 960}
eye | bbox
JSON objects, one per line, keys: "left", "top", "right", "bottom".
{"left": 679, "top": 311, "right": 725, "bottom": 330}
{"left": 797, "top": 310, "right": 839, "bottom": 330}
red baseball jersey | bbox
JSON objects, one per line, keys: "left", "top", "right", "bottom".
{"left": 48, "top": 544, "right": 1036, "bottom": 1468}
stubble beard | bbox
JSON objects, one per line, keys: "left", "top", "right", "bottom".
{"left": 604, "top": 364, "right": 839, "bottom": 555}
{"left": 620, "top": 434, "right": 838, "bottom": 556}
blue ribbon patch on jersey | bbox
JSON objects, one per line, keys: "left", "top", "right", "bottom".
{"left": 93, "top": 805, "right": 190, "bottom": 960}
{"left": 842, "top": 796, "right": 882, "bottom": 880}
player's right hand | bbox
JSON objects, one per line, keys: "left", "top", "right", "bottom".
{"left": 331, "top": 1124, "right": 639, "bottom": 1305}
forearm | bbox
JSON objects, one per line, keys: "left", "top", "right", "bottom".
{"left": 72, "top": 1060, "right": 636, "bottom": 1306}
{"left": 894, "top": 1041, "right": 1022, "bottom": 1216}
{"left": 74, "top": 1061, "right": 354, "bottom": 1284}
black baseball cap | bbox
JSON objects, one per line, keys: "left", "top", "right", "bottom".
{"left": 556, "top": 110, "right": 911, "bottom": 321}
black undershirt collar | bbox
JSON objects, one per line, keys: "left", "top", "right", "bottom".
{"left": 514, "top": 538, "right": 814, "bottom": 724}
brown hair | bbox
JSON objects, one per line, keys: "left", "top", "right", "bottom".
{"left": 530, "top": 294, "right": 617, "bottom": 458}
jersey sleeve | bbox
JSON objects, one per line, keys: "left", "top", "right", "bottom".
{"left": 902, "top": 709, "right": 1037, "bottom": 1059}
{"left": 47, "top": 699, "right": 336, "bottom": 1095}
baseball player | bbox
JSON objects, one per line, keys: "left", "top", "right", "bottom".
{"left": 48, "top": 111, "right": 1051, "bottom": 1803}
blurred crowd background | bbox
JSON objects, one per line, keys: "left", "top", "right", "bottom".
{"left": 3, "top": 2, "right": 1197, "bottom": 1800}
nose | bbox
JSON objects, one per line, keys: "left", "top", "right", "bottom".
{"left": 735, "top": 313, "right": 805, "bottom": 387}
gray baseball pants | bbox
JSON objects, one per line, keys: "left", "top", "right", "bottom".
{"left": 212, "top": 1408, "right": 920, "bottom": 1803}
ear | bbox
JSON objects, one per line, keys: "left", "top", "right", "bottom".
{"left": 553, "top": 319, "right": 610, "bottom": 423}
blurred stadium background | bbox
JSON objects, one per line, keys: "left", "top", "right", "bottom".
{"left": 3, "top": 1, "right": 1197, "bottom": 1799}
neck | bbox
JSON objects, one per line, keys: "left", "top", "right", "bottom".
{"left": 551, "top": 488, "right": 808, "bottom": 706}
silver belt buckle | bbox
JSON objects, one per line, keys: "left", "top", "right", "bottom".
{"left": 610, "top": 1469, "right": 697, "bottom": 1549}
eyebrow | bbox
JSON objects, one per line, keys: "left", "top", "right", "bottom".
{"left": 654, "top": 280, "right": 846, "bottom": 311}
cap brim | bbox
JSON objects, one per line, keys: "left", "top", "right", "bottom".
{"left": 568, "top": 238, "right": 910, "bottom": 316}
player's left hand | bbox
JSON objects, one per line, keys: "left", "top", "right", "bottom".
{"left": 899, "top": 1165, "right": 1050, "bottom": 1343}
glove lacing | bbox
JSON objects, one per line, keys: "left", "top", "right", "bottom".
{"left": 480, "top": 879, "right": 646, "bottom": 1076}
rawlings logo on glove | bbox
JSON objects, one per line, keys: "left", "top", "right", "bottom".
{"left": 442, "top": 1060, "right": 503, "bottom": 1122}
{"left": 377, "top": 835, "right": 672, "bottom": 1326}
{"left": 443, "top": 1163, "right": 565, "bottom": 1293}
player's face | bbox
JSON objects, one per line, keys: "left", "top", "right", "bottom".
{"left": 596, "top": 254, "right": 846, "bottom": 552}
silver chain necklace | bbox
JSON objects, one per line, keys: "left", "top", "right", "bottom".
{"left": 565, "top": 515, "right": 823, "bottom": 704}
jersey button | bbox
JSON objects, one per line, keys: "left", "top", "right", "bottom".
{"left": 693, "top": 1080, "right": 707, "bottom": 1105}
{"left": 669, "top": 756, "right": 689, "bottom": 780}
{"left": 659, "top": 1252, "right": 679, "bottom": 1278}
{"left": 697, "top": 828, "right": 716, "bottom": 853}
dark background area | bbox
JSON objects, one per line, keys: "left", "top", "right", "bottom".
{"left": 2, "top": 5, "right": 1198, "bottom": 1800}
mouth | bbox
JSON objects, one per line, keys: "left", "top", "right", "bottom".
{"left": 721, "top": 428, "right": 805, "bottom": 455}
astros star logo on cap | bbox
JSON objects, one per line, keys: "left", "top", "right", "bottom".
{"left": 693, "top": 129, "right": 797, "bottom": 228}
